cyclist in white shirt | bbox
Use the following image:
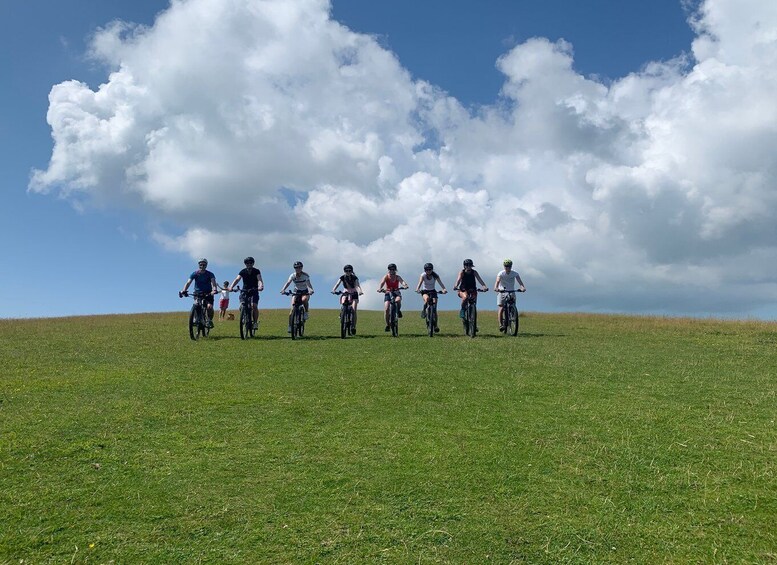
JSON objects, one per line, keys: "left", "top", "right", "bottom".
{"left": 280, "top": 261, "right": 315, "bottom": 323}
{"left": 494, "top": 259, "right": 526, "bottom": 332}
{"left": 415, "top": 262, "right": 448, "bottom": 331}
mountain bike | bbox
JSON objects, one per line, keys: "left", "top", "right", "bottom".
{"left": 236, "top": 287, "right": 260, "bottom": 340}
{"left": 332, "top": 291, "right": 358, "bottom": 339}
{"left": 455, "top": 288, "right": 487, "bottom": 338}
{"left": 417, "top": 289, "right": 442, "bottom": 337}
{"left": 384, "top": 291, "right": 401, "bottom": 337}
{"left": 283, "top": 290, "right": 308, "bottom": 340}
{"left": 497, "top": 289, "right": 525, "bottom": 336}
{"left": 180, "top": 291, "right": 212, "bottom": 340}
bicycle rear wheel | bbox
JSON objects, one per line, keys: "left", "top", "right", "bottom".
{"left": 508, "top": 305, "right": 519, "bottom": 336}
{"left": 189, "top": 306, "right": 199, "bottom": 340}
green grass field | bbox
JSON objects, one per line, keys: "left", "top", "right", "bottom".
{"left": 1, "top": 309, "right": 775, "bottom": 563}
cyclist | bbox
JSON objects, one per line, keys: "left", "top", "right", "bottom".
{"left": 218, "top": 280, "right": 231, "bottom": 320}
{"left": 331, "top": 264, "right": 364, "bottom": 333}
{"left": 494, "top": 259, "right": 527, "bottom": 332}
{"left": 377, "top": 263, "right": 409, "bottom": 332}
{"left": 453, "top": 259, "right": 488, "bottom": 320}
{"left": 280, "top": 261, "right": 315, "bottom": 331}
{"left": 229, "top": 256, "right": 264, "bottom": 330}
{"left": 415, "top": 262, "right": 448, "bottom": 332}
{"left": 180, "top": 258, "right": 218, "bottom": 328}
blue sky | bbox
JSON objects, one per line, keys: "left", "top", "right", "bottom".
{"left": 3, "top": 0, "right": 776, "bottom": 319}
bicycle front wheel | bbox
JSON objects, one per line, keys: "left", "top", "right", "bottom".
{"left": 390, "top": 303, "right": 399, "bottom": 337}
{"left": 340, "top": 305, "right": 348, "bottom": 339}
{"left": 508, "top": 305, "right": 519, "bottom": 336}
{"left": 240, "top": 306, "right": 248, "bottom": 340}
{"left": 189, "top": 306, "right": 199, "bottom": 341}
{"left": 427, "top": 306, "right": 435, "bottom": 337}
{"left": 467, "top": 304, "right": 477, "bottom": 338}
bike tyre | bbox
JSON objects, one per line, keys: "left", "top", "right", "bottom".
{"left": 340, "top": 305, "right": 348, "bottom": 339}
{"left": 390, "top": 303, "right": 399, "bottom": 337}
{"left": 427, "top": 305, "right": 435, "bottom": 337}
{"left": 508, "top": 305, "right": 519, "bottom": 336}
{"left": 240, "top": 306, "right": 248, "bottom": 340}
{"left": 189, "top": 306, "right": 199, "bottom": 341}
{"left": 297, "top": 307, "right": 305, "bottom": 338}
{"left": 467, "top": 303, "right": 477, "bottom": 338}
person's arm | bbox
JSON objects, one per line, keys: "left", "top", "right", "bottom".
{"left": 516, "top": 272, "right": 526, "bottom": 291}
{"left": 398, "top": 275, "right": 409, "bottom": 289}
{"left": 493, "top": 274, "right": 501, "bottom": 292}
{"left": 415, "top": 275, "right": 424, "bottom": 292}
{"left": 474, "top": 270, "right": 488, "bottom": 289}
{"left": 306, "top": 275, "right": 314, "bottom": 294}
{"left": 280, "top": 275, "right": 291, "bottom": 293}
{"left": 435, "top": 274, "right": 447, "bottom": 293}
{"left": 229, "top": 275, "right": 242, "bottom": 291}
{"left": 182, "top": 277, "right": 193, "bottom": 293}
{"left": 331, "top": 278, "right": 342, "bottom": 293}
{"left": 257, "top": 272, "right": 264, "bottom": 291}
{"left": 453, "top": 272, "right": 462, "bottom": 289}
{"left": 210, "top": 275, "right": 218, "bottom": 294}
{"left": 355, "top": 278, "right": 363, "bottom": 295}
{"left": 376, "top": 275, "right": 387, "bottom": 292}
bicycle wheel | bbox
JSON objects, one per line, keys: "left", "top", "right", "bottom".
{"left": 340, "top": 305, "right": 348, "bottom": 339}
{"left": 427, "top": 304, "right": 435, "bottom": 337}
{"left": 200, "top": 308, "right": 209, "bottom": 338}
{"left": 508, "top": 305, "right": 519, "bottom": 336}
{"left": 390, "top": 303, "right": 399, "bottom": 337}
{"left": 467, "top": 303, "right": 477, "bottom": 338}
{"left": 189, "top": 306, "right": 199, "bottom": 341}
{"left": 297, "top": 306, "right": 306, "bottom": 338}
{"left": 240, "top": 305, "right": 248, "bottom": 340}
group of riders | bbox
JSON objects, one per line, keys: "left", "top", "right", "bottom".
{"left": 180, "top": 257, "right": 526, "bottom": 334}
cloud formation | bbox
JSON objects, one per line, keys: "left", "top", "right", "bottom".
{"left": 31, "top": 0, "right": 777, "bottom": 314}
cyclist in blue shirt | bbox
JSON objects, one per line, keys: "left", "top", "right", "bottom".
{"left": 180, "top": 258, "right": 218, "bottom": 328}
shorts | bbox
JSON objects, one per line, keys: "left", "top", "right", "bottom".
{"left": 341, "top": 291, "right": 359, "bottom": 303}
{"left": 219, "top": 298, "right": 230, "bottom": 309}
{"left": 459, "top": 288, "right": 478, "bottom": 302}
{"left": 195, "top": 293, "right": 215, "bottom": 306}
{"left": 384, "top": 290, "right": 401, "bottom": 302}
{"left": 241, "top": 288, "right": 260, "bottom": 304}
{"left": 420, "top": 290, "right": 438, "bottom": 301}
{"left": 497, "top": 292, "right": 515, "bottom": 307}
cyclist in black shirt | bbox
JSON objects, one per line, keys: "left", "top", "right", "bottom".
{"left": 331, "top": 264, "right": 364, "bottom": 331}
{"left": 229, "top": 256, "right": 264, "bottom": 330}
{"left": 453, "top": 258, "right": 488, "bottom": 318}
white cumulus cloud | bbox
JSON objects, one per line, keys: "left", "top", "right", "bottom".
{"left": 31, "top": 0, "right": 777, "bottom": 315}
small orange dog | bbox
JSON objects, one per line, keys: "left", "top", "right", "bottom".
{"left": 226, "top": 312, "right": 235, "bottom": 320}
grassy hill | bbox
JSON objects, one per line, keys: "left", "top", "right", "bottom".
{"left": 1, "top": 310, "right": 775, "bottom": 563}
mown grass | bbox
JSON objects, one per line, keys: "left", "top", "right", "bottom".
{"left": 1, "top": 310, "right": 775, "bottom": 564}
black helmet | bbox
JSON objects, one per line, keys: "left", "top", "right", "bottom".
{"left": 387, "top": 263, "right": 397, "bottom": 270}
{"left": 293, "top": 261, "right": 303, "bottom": 268}
{"left": 463, "top": 258, "right": 474, "bottom": 267}
{"left": 198, "top": 258, "right": 208, "bottom": 266}
{"left": 244, "top": 256, "right": 255, "bottom": 265}
{"left": 343, "top": 264, "right": 353, "bottom": 272}
{"left": 424, "top": 263, "right": 434, "bottom": 271}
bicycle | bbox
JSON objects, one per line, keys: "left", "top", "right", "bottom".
{"left": 383, "top": 290, "right": 401, "bottom": 337}
{"left": 455, "top": 288, "right": 487, "bottom": 338}
{"left": 417, "top": 289, "right": 443, "bottom": 337}
{"left": 235, "top": 286, "right": 260, "bottom": 340}
{"left": 179, "top": 290, "right": 212, "bottom": 340}
{"left": 283, "top": 290, "right": 309, "bottom": 339}
{"left": 497, "top": 289, "right": 525, "bottom": 336}
{"left": 333, "top": 291, "right": 358, "bottom": 338}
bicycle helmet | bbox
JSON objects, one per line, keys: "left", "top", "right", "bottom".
{"left": 293, "top": 261, "right": 303, "bottom": 268}
{"left": 463, "top": 258, "right": 474, "bottom": 267}
{"left": 343, "top": 264, "right": 353, "bottom": 272}
{"left": 387, "top": 263, "right": 397, "bottom": 270}
{"left": 198, "top": 258, "right": 208, "bottom": 266}
{"left": 424, "top": 263, "right": 434, "bottom": 271}
{"left": 503, "top": 258, "right": 513, "bottom": 267}
{"left": 244, "top": 256, "right": 255, "bottom": 265}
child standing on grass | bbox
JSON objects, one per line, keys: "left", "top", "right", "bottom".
{"left": 218, "top": 281, "right": 231, "bottom": 320}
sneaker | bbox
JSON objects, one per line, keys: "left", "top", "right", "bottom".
{"left": 500, "top": 325, "right": 506, "bottom": 333}
{"left": 385, "top": 325, "right": 390, "bottom": 332}
{"left": 434, "top": 326, "right": 440, "bottom": 333}
{"left": 303, "top": 311, "right": 309, "bottom": 321}
{"left": 420, "top": 309, "right": 426, "bottom": 319}
{"left": 287, "top": 326, "right": 292, "bottom": 333}
{"left": 350, "top": 326, "right": 356, "bottom": 335}
{"left": 397, "top": 310, "right": 403, "bottom": 318}
{"left": 253, "top": 322, "right": 258, "bottom": 330}
{"left": 207, "top": 320, "right": 214, "bottom": 328}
